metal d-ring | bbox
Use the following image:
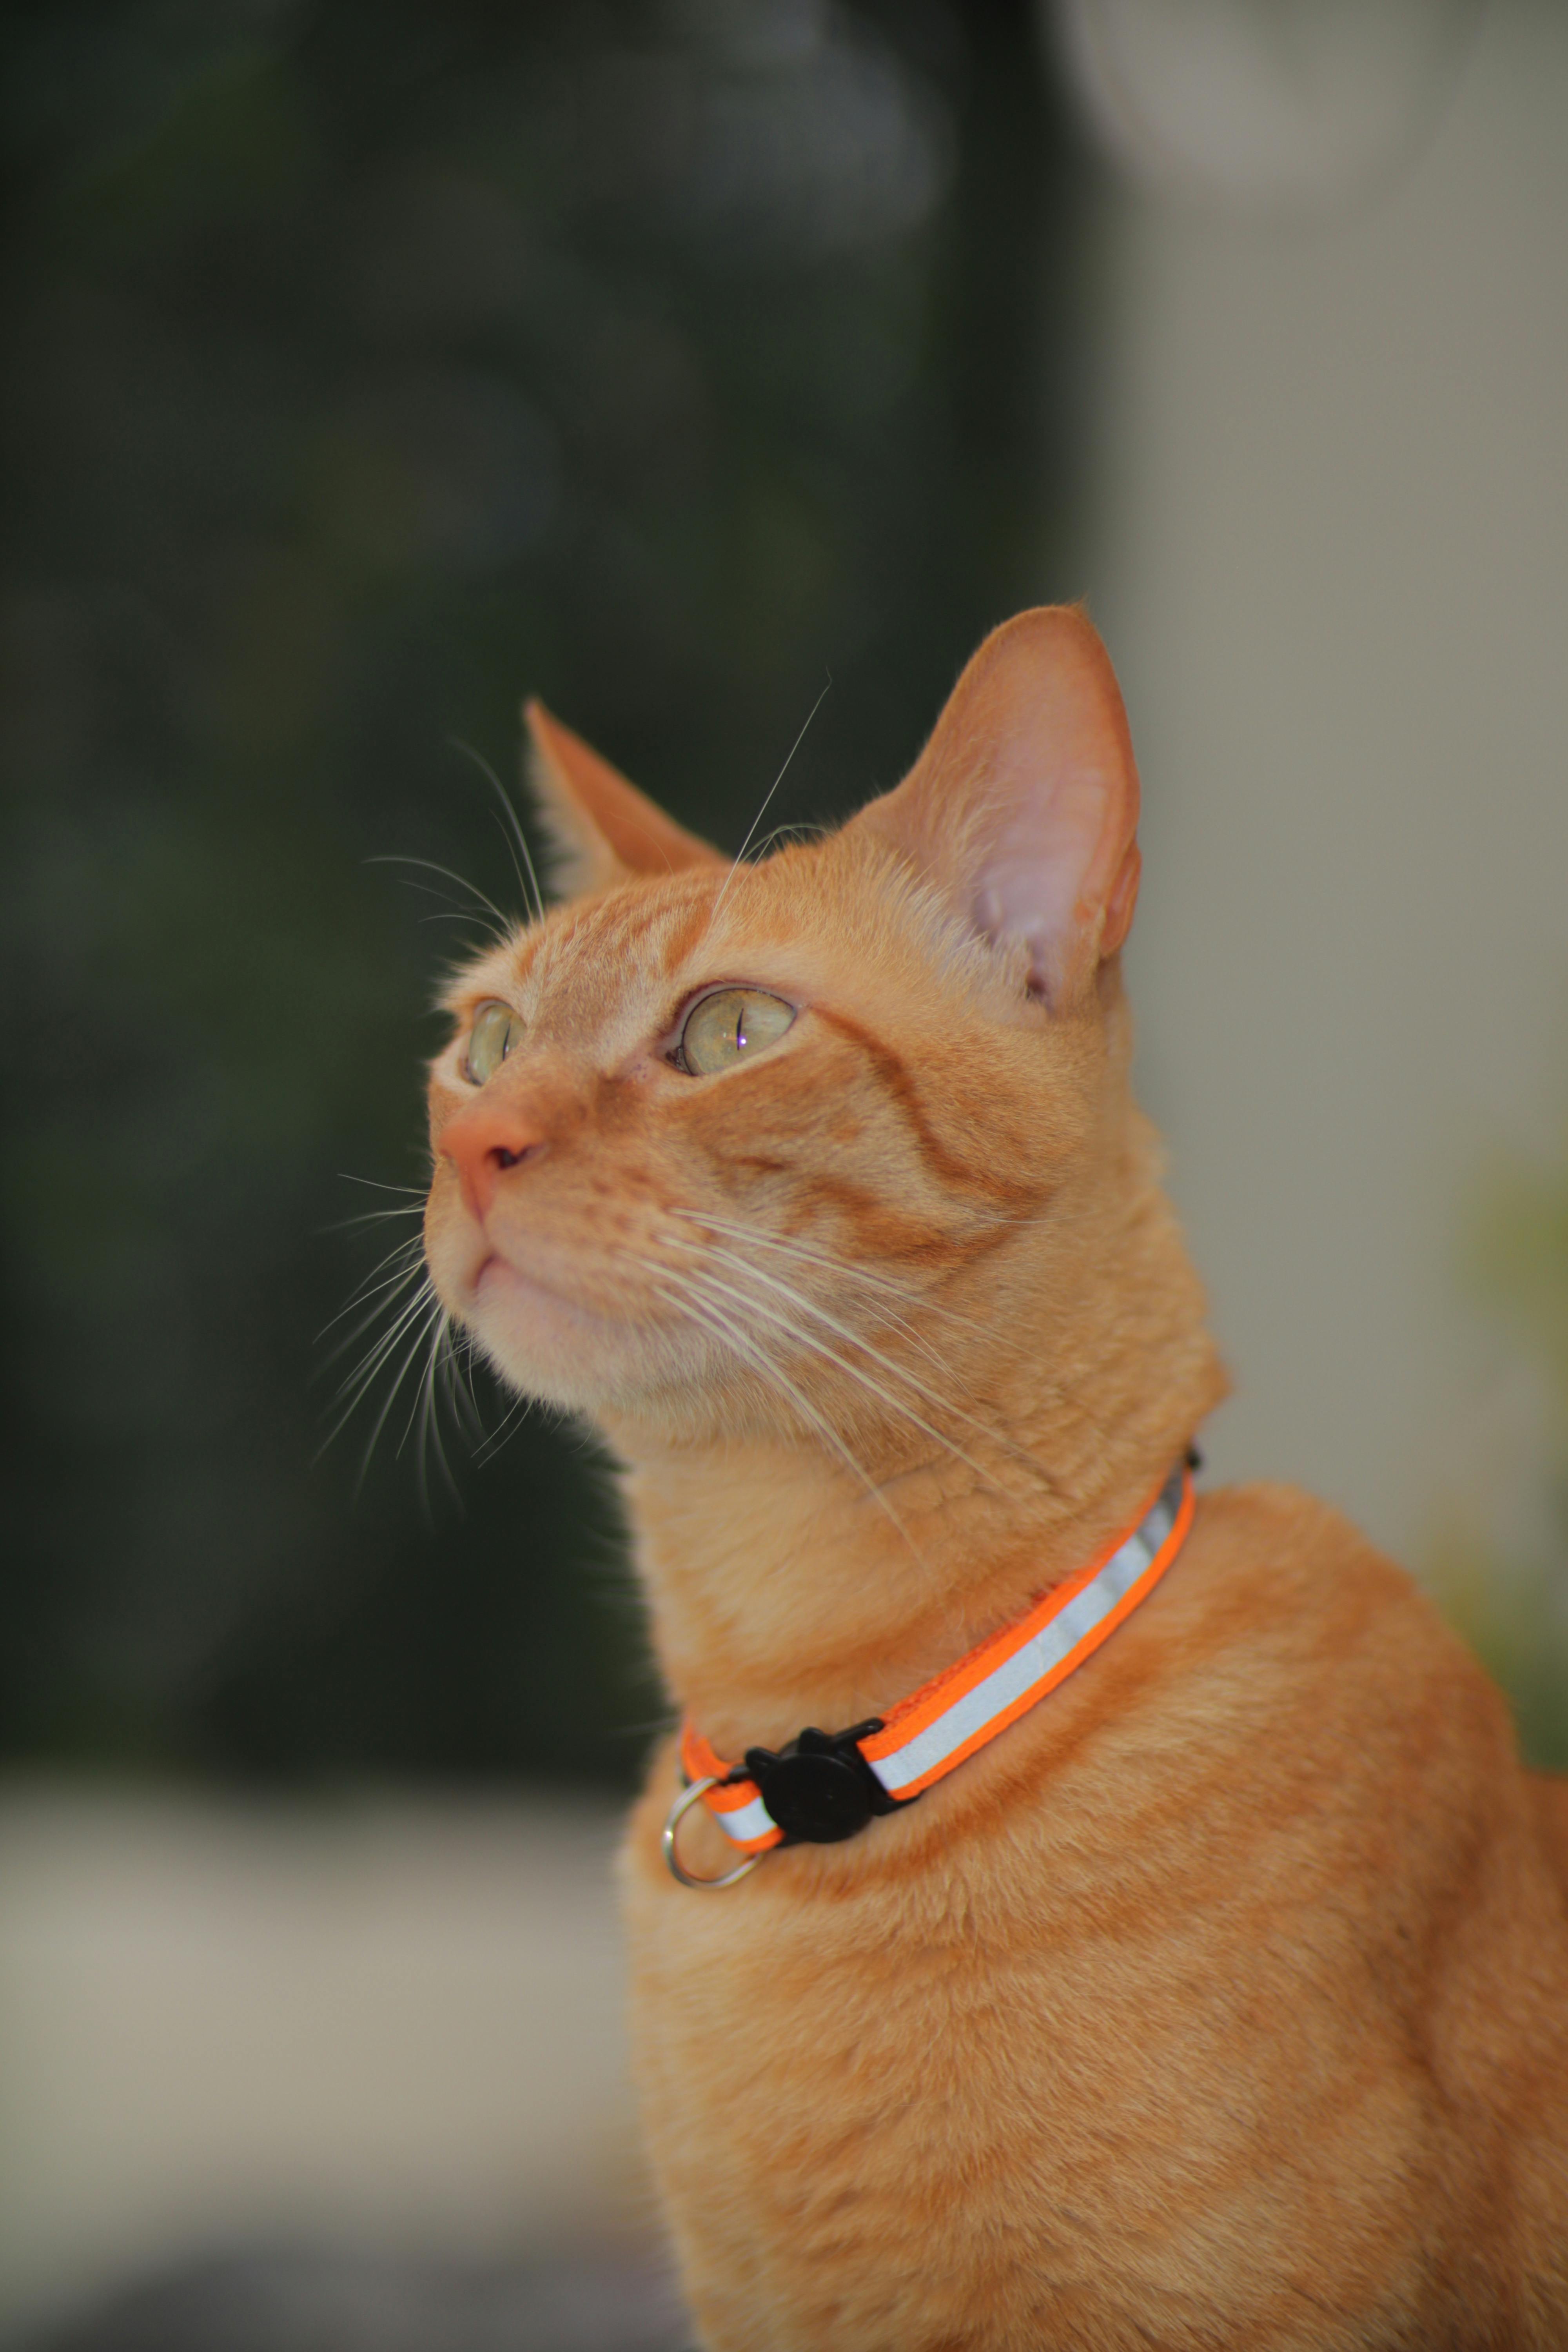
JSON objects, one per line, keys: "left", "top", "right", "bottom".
{"left": 662, "top": 1775, "right": 762, "bottom": 1890}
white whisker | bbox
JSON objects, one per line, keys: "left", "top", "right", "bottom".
{"left": 684, "top": 1238, "right": 965, "bottom": 1410}
{"left": 327, "top": 1276, "right": 441, "bottom": 1427}
{"left": 711, "top": 672, "right": 832, "bottom": 915}
{"left": 338, "top": 1175, "right": 427, "bottom": 1197}
{"left": 320, "top": 1279, "right": 446, "bottom": 1482}
{"left": 667, "top": 1227, "right": 1054, "bottom": 1491}
{"left": 319, "top": 1281, "right": 428, "bottom": 1384}
{"left": 448, "top": 733, "right": 546, "bottom": 925}
{"left": 406, "top": 1309, "right": 461, "bottom": 1512}
{"left": 650, "top": 1274, "right": 915, "bottom": 1550}
{"left": 440, "top": 1325, "right": 490, "bottom": 1450}
{"left": 472, "top": 1380, "right": 536, "bottom": 1466}
{"left": 325, "top": 1202, "right": 427, "bottom": 1233}
{"left": 670, "top": 1209, "right": 982, "bottom": 1333}
{"left": 688, "top": 1234, "right": 962, "bottom": 1383}
{"left": 317, "top": 1244, "right": 426, "bottom": 1349}
{"left": 679, "top": 1262, "right": 1000, "bottom": 1494}
{"left": 367, "top": 854, "right": 513, "bottom": 944}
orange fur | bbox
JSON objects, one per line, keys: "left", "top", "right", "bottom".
{"left": 424, "top": 610, "right": 1568, "bottom": 2348}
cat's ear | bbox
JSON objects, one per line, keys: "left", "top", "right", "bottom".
{"left": 524, "top": 700, "right": 725, "bottom": 897}
{"left": 853, "top": 607, "right": 1141, "bottom": 1005}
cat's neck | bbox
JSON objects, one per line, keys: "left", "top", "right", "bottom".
{"left": 605, "top": 1131, "right": 1227, "bottom": 1760}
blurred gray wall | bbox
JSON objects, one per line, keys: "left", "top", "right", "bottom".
{"left": 1083, "top": 0, "right": 1568, "bottom": 1562}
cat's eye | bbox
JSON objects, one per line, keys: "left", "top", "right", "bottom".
{"left": 677, "top": 987, "right": 795, "bottom": 1076}
{"left": 465, "top": 999, "right": 523, "bottom": 1085}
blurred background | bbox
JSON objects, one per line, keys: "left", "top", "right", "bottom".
{"left": 1, "top": 0, "right": 1564, "bottom": 2345}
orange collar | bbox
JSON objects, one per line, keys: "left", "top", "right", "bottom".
{"left": 664, "top": 1457, "right": 1198, "bottom": 1888}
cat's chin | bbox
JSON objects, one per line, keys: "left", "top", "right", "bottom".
{"left": 464, "top": 1250, "right": 672, "bottom": 1416}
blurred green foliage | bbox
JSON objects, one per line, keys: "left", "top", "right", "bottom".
{"left": 1432, "top": 1138, "right": 1568, "bottom": 1771}
{"left": 0, "top": 0, "right": 1089, "bottom": 1784}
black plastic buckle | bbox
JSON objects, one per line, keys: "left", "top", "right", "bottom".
{"left": 737, "top": 1719, "right": 918, "bottom": 1847}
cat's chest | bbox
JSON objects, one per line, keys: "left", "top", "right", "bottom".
{"left": 619, "top": 1765, "right": 1433, "bottom": 2350}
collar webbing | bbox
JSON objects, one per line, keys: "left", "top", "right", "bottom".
{"left": 677, "top": 1459, "right": 1196, "bottom": 1867}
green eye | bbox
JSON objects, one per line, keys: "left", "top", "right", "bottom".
{"left": 465, "top": 999, "right": 523, "bottom": 1084}
{"left": 679, "top": 987, "right": 795, "bottom": 1076}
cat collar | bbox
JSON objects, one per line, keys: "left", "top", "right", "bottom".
{"left": 663, "top": 1455, "right": 1197, "bottom": 1889}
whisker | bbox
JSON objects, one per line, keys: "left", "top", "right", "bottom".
{"left": 327, "top": 1277, "right": 441, "bottom": 1430}
{"left": 650, "top": 1275, "right": 915, "bottom": 1550}
{"left": 711, "top": 671, "right": 833, "bottom": 916}
{"left": 703, "top": 1252, "right": 1057, "bottom": 1494}
{"left": 417, "top": 909, "right": 510, "bottom": 941}
{"left": 669, "top": 1209, "right": 982, "bottom": 1333}
{"left": 666, "top": 1225, "right": 984, "bottom": 1412}
{"left": 681, "top": 1236, "right": 962, "bottom": 1397}
{"left": 317, "top": 1241, "right": 426, "bottom": 1347}
{"left": 405, "top": 1309, "right": 461, "bottom": 1514}
{"left": 348, "top": 1287, "right": 447, "bottom": 1488}
{"left": 439, "top": 1327, "right": 491, "bottom": 1452}
{"left": 367, "top": 854, "right": 514, "bottom": 941}
{"left": 339, "top": 1228, "right": 426, "bottom": 1284}
{"left": 699, "top": 1241, "right": 964, "bottom": 1387}
{"left": 318, "top": 1280, "right": 428, "bottom": 1385}
{"left": 323, "top": 1165, "right": 504, "bottom": 1494}
{"left": 323, "top": 1202, "right": 427, "bottom": 1233}
{"left": 680, "top": 1263, "right": 1000, "bottom": 1494}
{"left": 487, "top": 810, "right": 539, "bottom": 928}
{"left": 448, "top": 734, "right": 547, "bottom": 926}
{"left": 666, "top": 1225, "right": 950, "bottom": 1375}
{"left": 471, "top": 1372, "right": 538, "bottom": 1465}
{"left": 708, "top": 1240, "right": 965, "bottom": 1379}
{"left": 670, "top": 1211, "right": 1090, "bottom": 1454}
{"left": 310, "top": 1269, "right": 440, "bottom": 1475}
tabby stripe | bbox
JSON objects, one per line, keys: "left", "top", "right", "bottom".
{"left": 811, "top": 1007, "right": 1044, "bottom": 1210}
{"left": 681, "top": 1461, "right": 1194, "bottom": 1855}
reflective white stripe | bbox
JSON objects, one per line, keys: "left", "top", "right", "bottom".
{"left": 689, "top": 1463, "right": 1189, "bottom": 1856}
{"left": 866, "top": 1474, "right": 1181, "bottom": 1800}
{"left": 711, "top": 1790, "right": 777, "bottom": 1848}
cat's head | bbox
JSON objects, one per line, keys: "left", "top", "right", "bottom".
{"left": 423, "top": 608, "right": 1145, "bottom": 1447}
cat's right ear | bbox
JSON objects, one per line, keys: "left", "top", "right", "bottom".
{"left": 850, "top": 607, "right": 1141, "bottom": 1008}
{"left": 524, "top": 700, "right": 724, "bottom": 898}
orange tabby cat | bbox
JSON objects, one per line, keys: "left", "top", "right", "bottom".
{"left": 423, "top": 609, "right": 1568, "bottom": 2350}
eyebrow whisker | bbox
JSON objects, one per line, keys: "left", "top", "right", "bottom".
{"left": 448, "top": 734, "right": 547, "bottom": 926}
{"left": 710, "top": 671, "right": 833, "bottom": 917}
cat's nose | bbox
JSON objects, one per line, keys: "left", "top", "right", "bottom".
{"left": 438, "top": 1101, "right": 548, "bottom": 1221}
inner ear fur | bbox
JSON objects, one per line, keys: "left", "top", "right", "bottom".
{"left": 524, "top": 699, "right": 725, "bottom": 898}
{"left": 851, "top": 607, "right": 1141, "bottom": 1005}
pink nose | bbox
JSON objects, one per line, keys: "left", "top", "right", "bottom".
{"left": 438, "top": 1099, "right": 548, "bottom": 1221}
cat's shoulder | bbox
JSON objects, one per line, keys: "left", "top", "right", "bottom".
{"left": 1187, "top": 1474, "right": 1430, "bottom": 1608}
{"left": 1169, "top": 1476, "right": 1513, "bottom": 1759}
{"left": 1190, "top": 1475, "right": 1406, "bottom": 1586}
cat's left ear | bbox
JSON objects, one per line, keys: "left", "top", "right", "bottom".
{"left": 852, "top": 607, "right": 1141, "bottom": 1006}
{"left": 524, "top": 700, "right": 725, "bottom": 897}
